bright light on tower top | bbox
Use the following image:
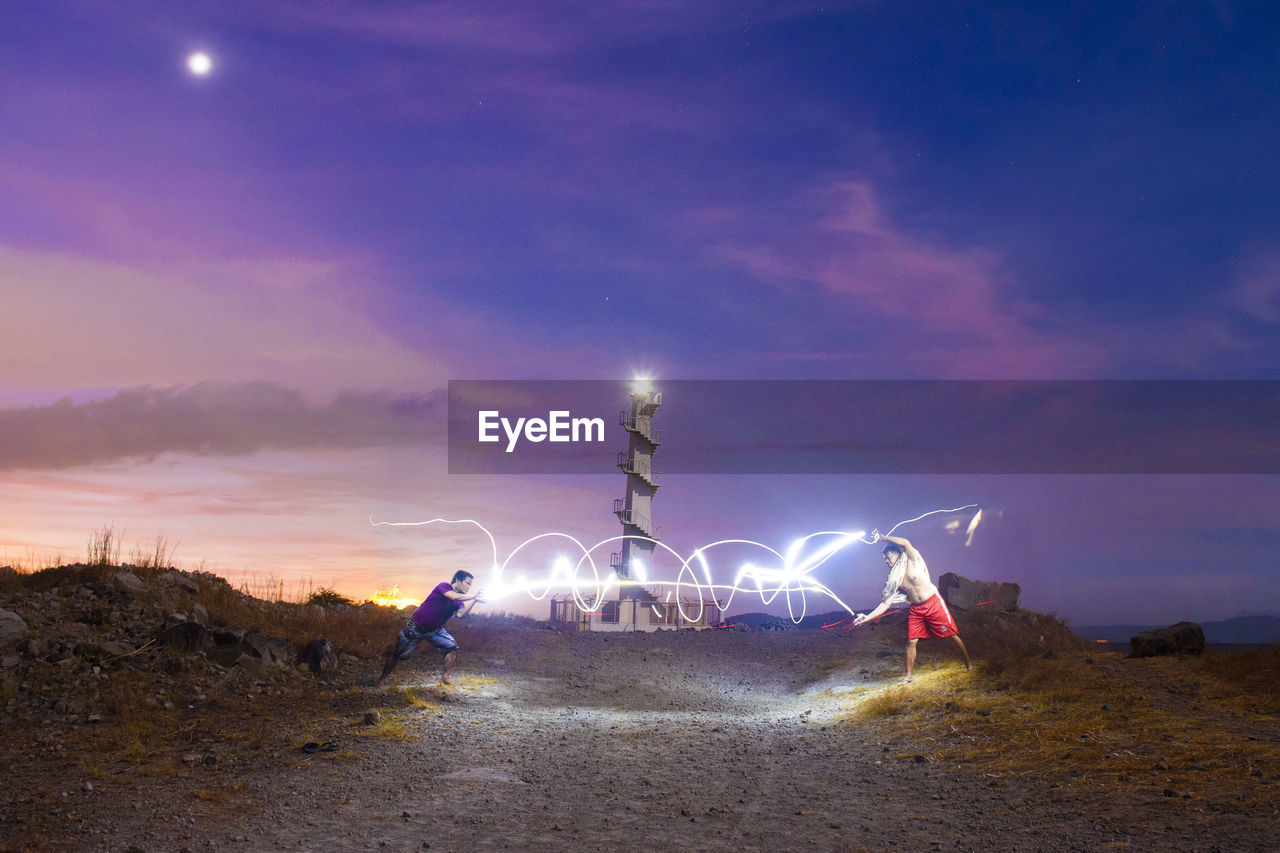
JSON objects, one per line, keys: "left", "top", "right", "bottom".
{"left": 187, "top": 52, "right": 213, "bottom": 76}
{"left": 632, "top": 375, "right": 653, "bottom": 394}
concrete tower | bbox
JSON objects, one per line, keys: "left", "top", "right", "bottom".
{"left": 612, "top": 384, "right": 661, "bottom": 597}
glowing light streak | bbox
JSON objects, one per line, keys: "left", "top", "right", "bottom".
{"left": 370, "top": 504, "right": 979, "bottom": 625}
{"left": 964, "top": 508, "right": 983, "bottom": 546}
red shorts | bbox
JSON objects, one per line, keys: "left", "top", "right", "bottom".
{"left": 908, "top": 593, "right": 958, "bottom": 640}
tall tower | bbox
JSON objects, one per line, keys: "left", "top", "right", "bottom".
{"left": 613, "top": 384, "right": 661, "bottom": 598}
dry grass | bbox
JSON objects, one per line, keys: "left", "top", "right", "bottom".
{"left": 194, "top": 572, "right": 405, "bottom": 658}
{"left": 843, "top": 645, "right": 1280, "bottom": 814}
{"left": 401, "top": 687, "right": 441, "bottom": 710}
{"left": 86, "top": 525, "right": 122, "bottom": 568}
{"left": 5, "top": 527, "right": 182, "bottom": 591}
{"left": 128, "top": 534, "right": 178, "bottom": 572}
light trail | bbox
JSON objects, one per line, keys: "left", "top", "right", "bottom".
{"left": 370, "top": 504, "right": 979, "bottom": 624}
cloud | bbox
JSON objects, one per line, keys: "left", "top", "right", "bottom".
{"left": 0, "top": 382, "right": 443, "bottom": 471}
{"left": 230, "top": 0, "right": 851, "bottom": 57}
{"left": 0, "top": 243, "right": 441, "bottom": 397}
{"left": 711, "top": 179, "right": 1108, "bottom": 377}
{"left": 1226, "top": 248, "right": 1280, "bottom": 325}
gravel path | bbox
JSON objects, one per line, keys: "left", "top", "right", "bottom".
{"left": 3, "top": 628, "right": 1272, "bottom": 851}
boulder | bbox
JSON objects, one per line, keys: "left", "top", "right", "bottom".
{"left": 242, "top": 632, "right": 291, "bottom": 666}
{"left": 937, "top": 573, "right": 1020, "bottom": 611}
{"left": 297, "top": 638, "right": 338, "bottom": 674}
{"left": 157, "top": 621, "right": 208, "bottom": 652}
{"left": 0, "top": 609, "right": 28, "bottom": 648}
{"left": 212, "top": 626, "right": 248, "bottom": 646}
{"left": 205, "top": 644, "right": 245, "bottom": 668}
{"left": 74, "top": 640, "right": 132, "bottom": 661}
{"left": 190, "top": 602, "right": 210, "bottom": 627}
{"left": 163, "top": 612, "right": 190, "bottom": 628}
{"left": 112, "top": 572, "right": 148, "bottom": 597}
{"left": 1129, "top": 621, "right": 1205, "bottom": 657}
{"left": 160, "top": 572, "right": 200, "bottom": 595}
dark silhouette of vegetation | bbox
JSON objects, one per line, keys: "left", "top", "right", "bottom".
{"left": 307, "top": 587, "right": 355, "bottom": 607}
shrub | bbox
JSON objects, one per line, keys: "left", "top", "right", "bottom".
{"left": 307, "top": 588, "right": 355, "bottom": 607}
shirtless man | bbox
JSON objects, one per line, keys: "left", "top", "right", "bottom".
{"left": 853, "top": 530, "right": 972, "bottom": 683}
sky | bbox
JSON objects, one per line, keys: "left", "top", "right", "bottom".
{"left": 2, "top": 0, "right": 1279, "bottom": 626}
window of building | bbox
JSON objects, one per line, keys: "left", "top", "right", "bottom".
{"left": 601, "top": 600, "right": 620, "bottom": 623}
{"left": 650, "top": 604, "right": 674, "bottom": 625}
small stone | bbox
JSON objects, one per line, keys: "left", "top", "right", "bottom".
{"left": 364, "top": 709, "right": 381, "bottom": 725}
{"left": 82, "top": 782, "right": 93, "bottom": 792}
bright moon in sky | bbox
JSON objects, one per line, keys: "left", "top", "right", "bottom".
{"left": 187, "top": 52, "right": 212, "bottom": 76}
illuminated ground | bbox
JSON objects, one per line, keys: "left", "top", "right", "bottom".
{"left": 2, "top": 623, "right": 1276, "bottom": 851}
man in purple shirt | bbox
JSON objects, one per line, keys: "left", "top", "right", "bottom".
{"left": 376, "top": 570, "right": 481, "bottom": 688}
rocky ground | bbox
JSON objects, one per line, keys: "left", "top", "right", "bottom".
{"left": 1, "top": 568, "right": 1277, "bottom": 852}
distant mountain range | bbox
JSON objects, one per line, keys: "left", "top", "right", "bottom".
{"left": 1065, "top": 614, "right": 1280, "bottom": 645}
{"left": 725, "top": 609, "right": 883, "bottom": 631}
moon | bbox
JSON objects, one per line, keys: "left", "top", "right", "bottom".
{"left": 187, "top": 52, "right": 212, "bottom": 76}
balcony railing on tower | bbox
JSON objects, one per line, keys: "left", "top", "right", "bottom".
{"left": 617, "top": 451, "right": 661, "bottom": 488}
{"left": 612, "top": 498, "right": 661, "bottom": 540}
{"left": 618, "top": 411, "right": 662, "bottom": 446}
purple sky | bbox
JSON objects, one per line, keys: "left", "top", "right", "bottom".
{"left": 3, "top": 1, "right": 1279, "bottom": 625}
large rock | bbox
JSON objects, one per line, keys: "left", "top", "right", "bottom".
{"left": 159, "top": 572, "right": 200, "bottom": 595}
{"left": 211, "top": 626, "right": 248, "bottom": 645}
{"left": 74, "top": 640, "right": 133, "bottom": 661}
{"left": 0, "top": 609, "right": 28, "bottom": 648}
{"left": 242, "top": 632, "right": 291, "bottom": 666}
{"left": 297, "top": 638, "right": 338, "bottom": 674}
{"left": 1130, "top": 621, "right": 1205, "bottom": 657}
{"left": 937, "top": 573, "right": 1020, "bottom": 611}
{"left": 113, "top": 572, "right": 148, "bottom": 597}
{"left": 157, "top": 621, "right": 208, "bottom": 652}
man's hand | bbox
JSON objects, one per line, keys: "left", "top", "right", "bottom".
{"left": 869, "top": 529, "right": 881, "bottom": 543}
{"left": 852, "top": 612, "right": 867, "bottom": 626}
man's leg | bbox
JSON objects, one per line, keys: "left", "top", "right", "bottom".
{"left": 903, "top": 638, "right": 918, "bottom": 683}
{"left": 377, "top": 624, "right": 418, "bottom": 690}
{"left": 950, "top": 634, "right": 973, "bottom": 671}
{"left": 441, "top": 650, "right": 457, "bottom": 685}
{"left": 375, "top": 647, "right": 399, "bottom": 690}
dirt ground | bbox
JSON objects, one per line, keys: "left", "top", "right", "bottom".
{"left": 2, "top": 625, "right": 1276, "bottom": 852}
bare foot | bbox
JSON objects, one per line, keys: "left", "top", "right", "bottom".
{"left": 441, "top": 676, "right": 454, "bottom": 686}
{"left": 374, "top": 678, "right": 388, "bottom": 691}
{"left": 900, "top": 675, "right": 913, "bottom": 685}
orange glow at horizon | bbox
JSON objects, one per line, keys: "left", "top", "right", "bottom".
{"left": 368, "top": 584, "right": 419, "bottom": 609}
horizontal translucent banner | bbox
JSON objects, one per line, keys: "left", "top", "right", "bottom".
{"left": 447, "top": 380, "right": 1280, "bottom": 475}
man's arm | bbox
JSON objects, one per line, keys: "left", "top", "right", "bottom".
{"left": 875, "top": 531, "right": 920, "bottom": 562}
{"left": 457, "top": 595, "right": 481, "bottom": 618}
{"left": 852, "top": 591, "right": 908, "bottom": 626}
